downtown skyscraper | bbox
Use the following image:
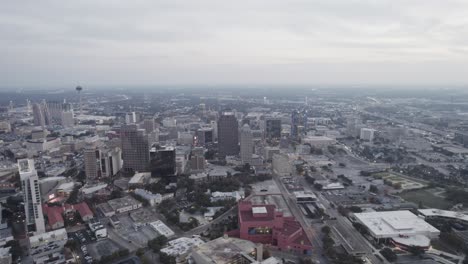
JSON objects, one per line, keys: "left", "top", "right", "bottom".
{"left": 217, "top": 111, "right": 239, "bottom": 156}
{"left": 19, "top": 159, "right": 45, "bottom": 234}
{"left": 240, "top": 124, "right": 253, "bottom": 164}
{"left": 121, "top": 124, "right": 149, "bottom": 173}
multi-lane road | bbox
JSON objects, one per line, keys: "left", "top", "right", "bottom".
{"left": 272, "top": 173, "right": 328, "bottom": 264}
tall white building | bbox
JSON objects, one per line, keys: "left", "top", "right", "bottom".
{"left": 61, "top": 110, "right": 74, "bottom": 127}
{"left": 240, "top": 124, "right": 253, "bottom": 164}
{"left": 84, "top": 144, "right": 122, "bottom": 181}
{"left": 360, "top": 128, "right": 375, "bottom": 142}
{"left": 32, "top": 103, "right": 46, "bottom": 128}
{"left": 18, "top": 159, "right": 45, "bottom": 235}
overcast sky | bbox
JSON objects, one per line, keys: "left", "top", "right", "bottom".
{"left": 2, "top": 0, "right": 468, "bottom": 88}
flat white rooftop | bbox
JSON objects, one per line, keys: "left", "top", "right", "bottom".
{"left": 419, "top": 209, "right": 468, "bottom": 222}
{"left": 252, "top": 207, "right": 267, "bottom": 214}
{"left": 354, "top": 210, "right": 440, "bottom": 239}
{"left": 149, "top": 220, "right": 175, "bottom": 237}
{"left": 392, "top": 234, "right": 431, "bottom": 248}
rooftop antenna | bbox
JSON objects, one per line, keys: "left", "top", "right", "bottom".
{"left": 75, "top": 86, "right": 83, "bottom": 115}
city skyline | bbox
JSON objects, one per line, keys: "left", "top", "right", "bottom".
{"left": 2, "top": 1, "right": 468, "bottom": 88}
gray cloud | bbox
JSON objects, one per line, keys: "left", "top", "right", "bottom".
{"left": 1, "top": 0, "right": 468, "bottom": 88}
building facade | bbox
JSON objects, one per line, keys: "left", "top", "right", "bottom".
{"left": 234, "top": 201, "right": 312, "bottom": 255}
{"left": 121, "top": 124, "right": 149, "bottom": 173}
{"left": 218, "top": 112, "right": 239, "bottom": 156}
{"left": 19, "top": 159, "right": 46, "bottom": 234}
{"left": 265, "top": 118, "right": 282, "bottom": 139}
{"left": 240, "top": 124, "right": 253, "bottom": 164}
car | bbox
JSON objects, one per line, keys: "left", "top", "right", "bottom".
{"left": 260, "top": 189, "right": 268, "bottom": 192}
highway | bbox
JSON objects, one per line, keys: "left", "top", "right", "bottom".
{"left": 297, "top": 175, "right": 389, "bottom": 264}
{"left": 272, "top": 173, "right": 328, "bottom": 264}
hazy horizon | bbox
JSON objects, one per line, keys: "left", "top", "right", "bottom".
{"left": 2, "top": 0, "right": 468, "bottom": 88}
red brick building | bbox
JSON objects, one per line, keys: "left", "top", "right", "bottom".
{"left": 43, "top": 202, "right": 94, "bottom": 230}
{"left": 231, "top": 201, "right": 312, "bottom": 255}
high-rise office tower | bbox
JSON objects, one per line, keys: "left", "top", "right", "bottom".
{"left": 291, "top": 110, "right": 301, "bottom": 138}
{"left": 101, "top": 147, "right": 123, "bottom": 178}
{"left": 32, "top": 103, "right": 46, "bottom": 128}
{"left": 217, "top": 112, "right": 239, "bottom": 156}
{"left": 265, "top": 117, "right": 282, "bottom": 139}
{"left": 84, "top": 144, "right": 122, "bottom": 181}
{"left": 47, "top": 101, "right": 63, "bottom": 123}
{"left": 291, "top": 110, "right": 308, "bottom": 138}
{"left": 142, "top": 118, "right": 155, "bottom": 133}
{"left": 240, "top": 124, "right": 253, "bottom": 164}
{"left": 121, "top": 124, "right": 149, "bottom": 173}
{"left": 41, "top": 100, "right": 52, "bottom": 126}
{"left": 84, "top": 144, "right": 100, "bottom": 181}
{"left": 149, "top": 146, "right": 176, "bottom": 177}
{"left": 196, "top": 127, "right": 213, "bottom": 146}
{"left": 18, "top": 159, "right": 45, "bottom": 234}
{"left": 61, "top": 111, "right": 74, "bottom": 127}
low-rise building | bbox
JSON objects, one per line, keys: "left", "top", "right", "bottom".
{"left": 210, "top": 191, "right": 243, "bottom": 203}
{"left": 88, "top": 219, "right": 107, "bottom": 239}
{"left": 189, "top": 172, "right": 208, "bottom": 182}
{"left": 134, "top": 188, "right": 162, "bottom": 206}
{"left": 149, "top": 220, "right": 175, "bottom": 238}
{"left": 29, "top": 228, "right": 68, "bottom": 258}
{"left": 128, "top": 172, "right": 151, "bottom": 188}
{"left": 233, "top": 201, "right": 313, "bottom": 255}
{"left": 0, "top": 228, "right": 13, "bottom": 247}
{"left": 192, "top": 236, "right": 282, "bottom": 264}
{"left": 110, "top": 215, "right": 120, "bottom": 229}
{"left": 418, "top": 209, "right": 468, "bottom": 224}
{"left": 302, "top": 136, "right": 335, "bottom": 147}
{"left": 160, "top": 237, "right": 205, "bottom": 263}
{"left": 293, "top": 191, "right": 317, "bottom": 203}
{"left": 107, "top": 196, "right": 143, "bottom": 214}
{"left": 352, "top": 211, "right": 440, "bottom": 249}
{"left": 0, "top": 247, "right": 11, "bottom": 264}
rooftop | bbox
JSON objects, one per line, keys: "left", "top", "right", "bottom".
{"left": 192, "top": 236, "right": 258, "bottom": 263}
{"left": 418, "top": 209, "right": 468, "bottom": 222}
{"left": 160, "top": 237, "right": 205, "bottom": 257}
{"left": 108, "top": 196, "right": 141, "bottom": 210}
{"left": 149, "top": 220, "right": 175, "bottom": 237}
{"left": 354, "top": 210, "right": 440, "bottom": 239}
{"left": 252, "top": 207, "right": 268, "bottom": 214}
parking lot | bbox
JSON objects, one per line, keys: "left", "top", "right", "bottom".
{"left": 87, "top": 239, "right": 122, "bottom": 261}
{"left": 68, "top": 229, "right": 97, "bottom": 245}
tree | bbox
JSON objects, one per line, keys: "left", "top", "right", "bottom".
{"left": 348, "top": 206, "right": 362, "bottom": 213}
{"left": 380, "top": 247, "right": 397, "bottom": 262}
{"left": 136, "top": 248, "right": 146, "bottom": 257}
{"left": 64, "top": 239, "right": 79, "bottom": 251}
{"left": 148, "top": 235, "right": 168, "bottom": 253}
{"left": 5, "top": 240, "right": 22, "bottom": 262}
{"left": 314, "top": 183, "right": 323, "bottom": 190}
{"left": 369, "top": 185, "right": 378, "bottom": 194}
{"left": 321, "top": 225, "right": 331, "bottom": 235}
{"left": 159, "top": 252, "right": 176, "bottom": 264}
{"left": 407, "top": 246, "right": 424, "bottom": 257}
{"left": 299, "top": 258, "right": 314, "bottom": 264}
